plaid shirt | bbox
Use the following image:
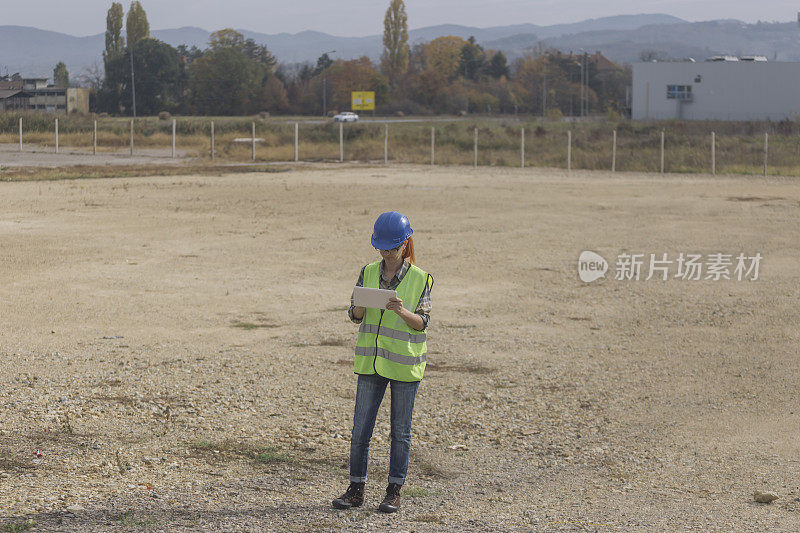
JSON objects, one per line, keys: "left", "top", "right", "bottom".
{"left": 348, "top": 260, "right": 431, "bottom": 328}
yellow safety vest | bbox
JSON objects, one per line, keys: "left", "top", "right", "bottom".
{"left": 354, "top": 261, "right": 433, "bottom": 382}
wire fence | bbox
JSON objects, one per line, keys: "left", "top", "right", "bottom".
{"left": 4, "top": 114, "right": 800, "bottom": 175}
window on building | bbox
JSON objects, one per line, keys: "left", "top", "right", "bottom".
{"left": 666, "top": 85, "right": 692, "bottom": 100}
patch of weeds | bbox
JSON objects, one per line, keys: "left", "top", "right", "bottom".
{"left": 0, "top": 450, "right": 34, "bottom": 472}
{"left": 318, "top": 337, "right": 347, "bottom": 347}
{"left": 1, "top": 520, "right": 35, "bottom": 532}
{"left": 231, "top": 321, "right": 277, "bottom": 330}
{"left": 255, "top": 446, "right": 293, "bottom": 464}
{"left": 727, "top": 195, "right": 785, "bottom": 202}
{"left": 426, "top": 362, "right": 495, "bottom": 375}
{"left": 412, "top": 514, "right": 444, "bottom": 524}
{"left": 189, "top": 439, "right": 293, "bottom": 465}
{"left": 117, "top": 512, "right": 159, "bottom": 528}
{"left": 401, "top": 487, "right": 429, "bottom": 498}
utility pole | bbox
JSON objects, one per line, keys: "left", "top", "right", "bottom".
{"left": 321, "top": 50, "right": 336, "bottom": 118}
{"left": 130, "top": 45, "right": 137, "bottom": 118}
{"left": 579, "top": 50, "right": 584, "bottom": 118}
{"left": 464, "top": 61, "right": 469, "bottom": 115}
{"left": 583, "top": 52, "right": 588, "bottom": 117}
{"left": 542, "top": 58, "right": 547, "bottom": 117}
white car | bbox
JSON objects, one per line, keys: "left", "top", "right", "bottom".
{"left": 333, "top": 112, "right": 359, "bottom": 122}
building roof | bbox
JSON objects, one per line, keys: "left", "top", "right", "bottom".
{"left": 0, "top": 89, "right": 25, "bottom": 99}
{"left": 590, "top": 52, "right": 619, "bottom": 71}
{"left": 0, "top": 81, "right": 24, "bottom": 90}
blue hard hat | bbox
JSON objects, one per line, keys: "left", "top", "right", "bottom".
{"left": 371, "top": 211, "right": 413, "bottom": 250}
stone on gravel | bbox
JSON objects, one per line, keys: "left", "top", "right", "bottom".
{"left": 753, "top": 491, "right": 778, "bottom": 503}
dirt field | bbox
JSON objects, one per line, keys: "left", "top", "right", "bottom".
{"left": 0, "top": 165, "right": 798, "bottom": 531}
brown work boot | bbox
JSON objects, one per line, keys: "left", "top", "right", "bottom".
{"left": 332, "top": 482, "right": 365, "bottom": 509}
{"left": 377, "top": 483, "right": 402, "bottom": 513}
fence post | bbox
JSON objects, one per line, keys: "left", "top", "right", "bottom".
{"left": 172, "top": 119, "right": 176, "bottom": 159}
{"left": 612, "top": 129, "right": 617, "bottom": 172}
{"left": 19, "top": 117, "right": 22, "bottom": 152}
{"left": 473, "top": 127, "right": 478, "bottom": 168}
{"left": 660, "top": 129, "right": 665, "bottom": 174}
{"left": 339, "top": 122, "right": 344, "bottom": 162}
{"left": 55, "top": 118, "right": 59, "bottom": 154}
{"left": 251, "top": 122, "right": 256, "bottom": 162}
{"left": 211, "top": 121, "right": 215, "bottom": 161}
{"left": 130, "top": 119, "right": 134, "bottom": 156}
{"left": 567, "top": 130, "right": 572, "bottom": 172}
{"left": 294, "top": 122, "right": 299, "bottom": 162}
{"left": 93, "top": 120, "right": 97, "bottom": 156}
{"left": 521, "top": 127, "right": 525, "bottom": 168}
{"left": 711, "top": 131, "right": 716, "bottom": 175}
{"left": 763, "top": 132, "right": 768, "bottom": 176}
{"left": 430, "top": 127, "right": 435, "bottom": 165}
{"left": 384, "top": 123, "right": 388, "bottom": 164}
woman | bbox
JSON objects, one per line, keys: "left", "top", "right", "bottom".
{"left": 332, "top": 211, "right": 433, "bottom": 514}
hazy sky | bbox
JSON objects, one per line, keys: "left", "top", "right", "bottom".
{"left": 4, "top": 0, "right": 798, "bottom": 36}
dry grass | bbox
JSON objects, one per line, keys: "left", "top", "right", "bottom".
{"left": 0, "top": 163, "right": 294, "bottom": 182}
{"left": 6, "top": 114, "right": 800, "bottom": 174}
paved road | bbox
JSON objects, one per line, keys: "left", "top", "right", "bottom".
{"left": 0, "top": 144, "right": 193, "bottom": 167}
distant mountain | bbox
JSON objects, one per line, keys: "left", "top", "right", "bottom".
{"left": 3, "top": 14, "right": 800, "bottom": 80}
{"left": 0, "top": 14, "right": 686, "bottom": 78}
{"left": 538, "top": 20, "right": 798, "bottom": 64}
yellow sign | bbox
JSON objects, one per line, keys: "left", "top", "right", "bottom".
{"left": 351, "top": 91, "right": 375, "bottom": 111}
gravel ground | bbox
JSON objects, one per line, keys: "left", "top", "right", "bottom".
{"left": 0, "top": 165, "right": 798, "bottom": 531}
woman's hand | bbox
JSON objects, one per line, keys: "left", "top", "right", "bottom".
{"left": 387, "top": 297, "right": 425, "bottom": 330}
{"left": 386, "top": 297, "right": 404, "bottom": 314}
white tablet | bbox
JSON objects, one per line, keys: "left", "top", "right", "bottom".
{"left": 353, "top": 287, "right": 397, "bottom": 309}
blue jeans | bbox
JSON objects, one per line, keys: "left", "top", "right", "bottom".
{"left": 349, "top": 373, "right": 420, "bottom": 485}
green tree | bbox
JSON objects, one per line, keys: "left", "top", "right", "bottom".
{"left": 459, "top": 37, "right": 487, "bottom": 80}
{"left": 102, "top": 38, "right": 185, "bottom": 115}
{"left": 380, "top": 0, "right": 409, "bottom": 86}
{"left": 104, "top": 2, "right": 125, "bottom": 62}
{"left": 487, "top": 51, "right": 509, "bottom": 79}
{"left": 188, "top": 46, "right": 258, "bottom": 115}
{"left": 314, "top": 53, "right": 334, "bottom": 74}
{"left": 188, "top": 29, "right": 280, "bottom": 115}
{"left": 53, "top": 62, "right": 70, "bottom": 87}
{"left": 126, "top": 1, "right": 150, "bottom": 47}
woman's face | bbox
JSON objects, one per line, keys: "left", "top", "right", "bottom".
{"left": 378, "top": 240, "right": 406, "bottom": 262}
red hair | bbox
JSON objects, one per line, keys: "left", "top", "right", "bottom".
{"left": 402, "top": 237, "right": 416, "bottom": 264}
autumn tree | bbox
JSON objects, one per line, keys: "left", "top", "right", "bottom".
{"left": 324, "top": 57, "right": 388, "bottom": 111}
{"left": 126, "top": 1, "right": 150, "bottom": 47}
{"left": 380, "top": 0, "right": 409, "bottom": 86}
{"left": 104, "top": 2, "right": 125, "bottom": 62}
{"left": 53, "top": 62, "right": 70, "bottom": 87}
{"left": 423, "top": 36, "right": 465, "bottom": 79}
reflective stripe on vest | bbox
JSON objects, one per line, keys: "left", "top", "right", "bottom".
{"left": 354, "top": 261, "right": 432, "bottom": 382}
{"left": 354, "top": 346, "right": 427, "bottom": 366}
{"left": 358, "top": 323, "right": 427, "bottom": 343}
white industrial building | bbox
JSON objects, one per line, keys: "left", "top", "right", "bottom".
{"left": 632, "top": 60, "right": 800, "bottom": 121}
